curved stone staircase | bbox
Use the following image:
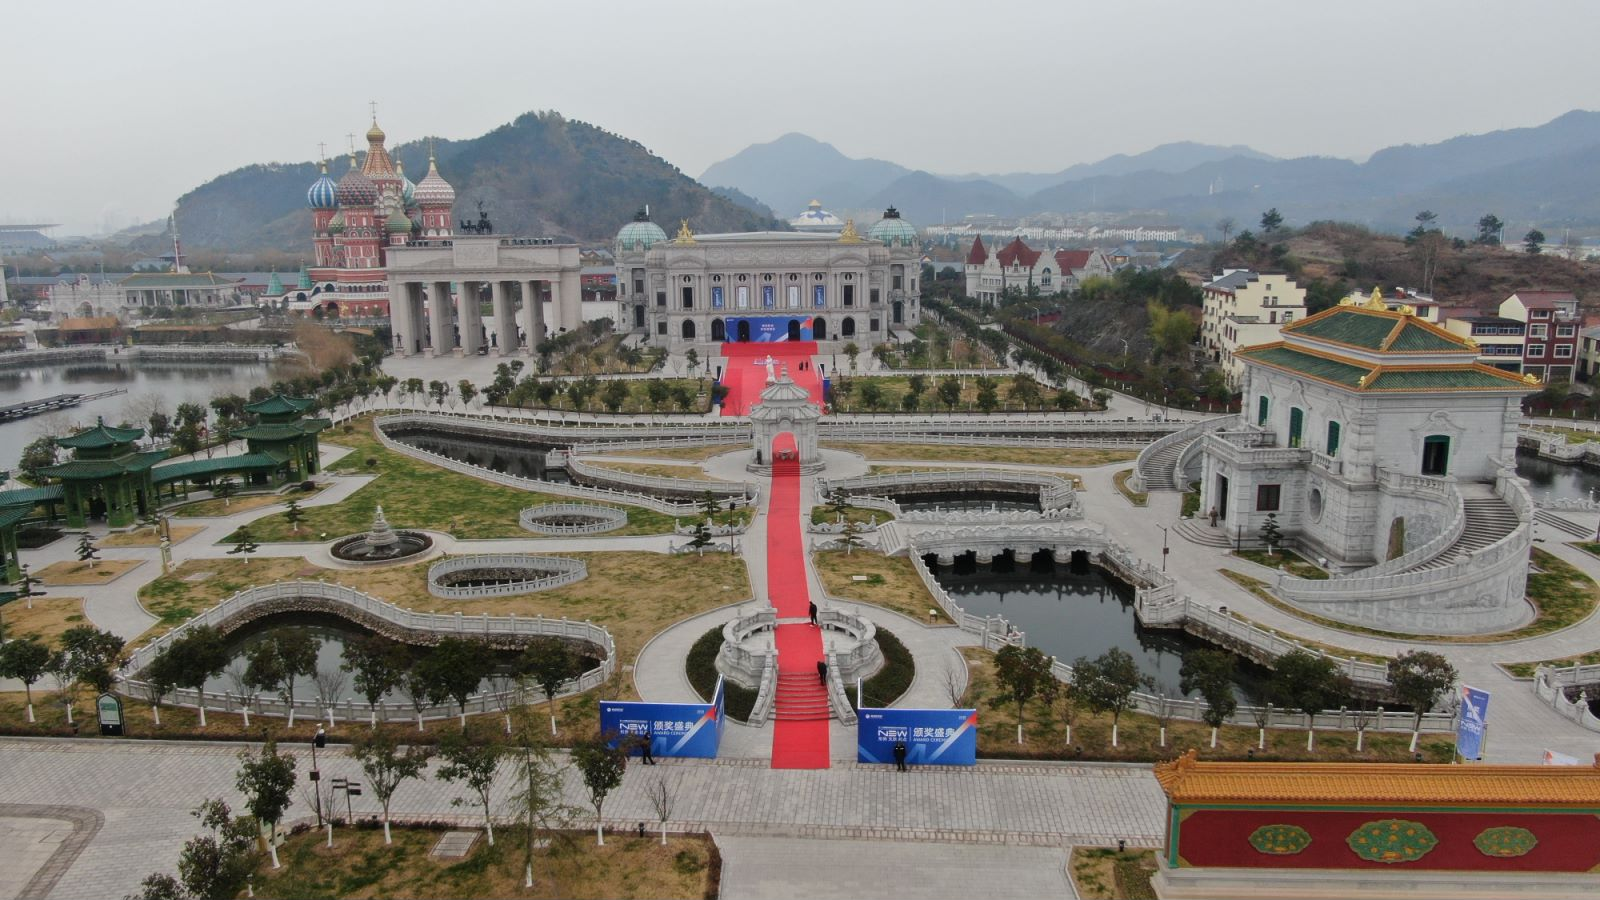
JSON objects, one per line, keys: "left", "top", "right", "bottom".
{"left": 1409, "top": 484, "right": 1519, "bottom": 571}
{"left": 1137, "top": 436, "right": 1201, "bottom": 492}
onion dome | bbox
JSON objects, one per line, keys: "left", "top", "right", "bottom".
{"left": 413, "top": 153, "right": 455, "bottom": 206}
{"left": 616, "top": 206, "right": 667, "bottom": 251}
{"left": 791, "top": 199, "right": 842, "bottom": 231}
{"left": 868, "top": 206, "right": 918, "bottom": 246}
{"left": 385, "top": 206, "right": 413, "bottom": 233}
{"left": 367, "top": 121, "right": 385, "bottom": 144}
{"left": 306, "top": 159, "right": 339, "bottom": 209}
{"left": 397, "top": 160, "right": 416, "bottom": 207}
{"left": 326, "top": 209, "right": 346, "bottom": 234}
{"left": 335, "top": 155, "right": 378, "bottom": 206}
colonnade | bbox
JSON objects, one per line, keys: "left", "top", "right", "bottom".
{"left": 389, "top": 272, "right": 583, "bottom": 357}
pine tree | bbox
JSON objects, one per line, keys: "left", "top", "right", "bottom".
{"left": 76, "top": 534, "right": 100, "bottom": 569}
{"left": 1258, "top": 513, "right": 1281, "bottom": 555}
{"left": 229, "top": 526, "right": 260, "bottom": 564}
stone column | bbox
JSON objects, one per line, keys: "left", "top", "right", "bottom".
{"left": 408, "top": 284, "right": 426, "bottom": 356}
{"left": 547, "top": 277, "right": 564, "bottom": 336}
{"left": 491, "top": 280, "right": 517, "bottom": 356}
{"left": 458, "top": 280, "right": 483, "bottom": 356}
{"left": 559, "top": 269, "right": 583, "bottom": 336}
{"left": 519, "top": 279, "right": 545, "bottom": 356}
{"left": 389, "top": 279, "right": 412, "bottom": 355}
{"left": 428, "top": 281, "right": 454, "bottom": 356}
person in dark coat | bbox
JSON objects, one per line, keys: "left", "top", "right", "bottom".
{"left": 641, "top": 725, "right": 655, "bottom": 765}
{"left": 817, "top": 660, "right": 828, "bottom": 685}
{"left": 808, "top": 600, "right": 819, "bottom": 626}
{"left": 892, "top": 740, "right": 908, "bottom": 772}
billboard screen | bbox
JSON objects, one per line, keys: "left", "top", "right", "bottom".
{"left": 599, "top": 677, "right": 725, "bottom": 759}
{"left": 857, "top": 706, "right": 978, "bottom": 766}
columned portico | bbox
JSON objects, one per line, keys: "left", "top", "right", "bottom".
{"left": 491, "top": 280, "right": 518, "bottom": 355}
{"left": 428, "top": 280, "right": 454, "bottom": 356}
{"left": 458, "top": 280, "right": 483, "bottom": 356}
{"left": 519, "top": 278, "right": 545, "bottom": 354}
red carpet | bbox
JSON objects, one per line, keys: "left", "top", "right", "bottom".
{"left": 765, "top": 432, "right": 830, "bottom": 769}
{"left": 718, "top": 341, "right": 824, "bottom": 416}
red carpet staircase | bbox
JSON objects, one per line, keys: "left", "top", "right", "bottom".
{"left": 773, "top": 671, "right": 832, "bottom": 722}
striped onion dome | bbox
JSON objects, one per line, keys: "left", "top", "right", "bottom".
{"left": 413, "top": 153, "right": 456, "bottom": 206}
{"left": 306, "top": 159, "right": 339, "bottom": 209}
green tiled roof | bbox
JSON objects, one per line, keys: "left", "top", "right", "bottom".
{"left": 235, "top": 420, "right": 327, "bottom": 441}
{"left": 154, "top": 451, "right": 287, "bottom": 483}
{"left": 57, "top": 419, "right": 145, "bottom": 449}
{"left": 1237, "top": 346, "right": 1370, "bottom": 387}
{"left": 1290, "top": 309, "right": 1398, "bottom": 350}
{"left": 0, "top": 484, "right": 63, "bottom": 508}
{"left": 39, "top": 451, "right": 167, "bottom": 479}
{"left": 1365, "top": 369, "right": 1528, "bottom": 391}
{"left": 245, "top": 394, "right": 314, "bottom": 417}
{"left": 1387, "top": 320, "right": 1467, "bottom": 352}
{"left": 0, "top": 505, "right": 32, "bottom": 529}
{"left": 120, "top": 272, "right": 241, "bottom": 289}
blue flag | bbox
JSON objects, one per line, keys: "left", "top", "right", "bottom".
{"left": 1456, "top": 684, "right": 1491, "bottom": 760}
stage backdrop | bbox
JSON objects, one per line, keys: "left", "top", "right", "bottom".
{"left": 723, "top": 316, "right": 813, "bottom": 342}
{"left": 857, "top": 706, "right": 978, "bottom": 766}
{"left": 600, "top": 677, "right": 726, "bottom": 759}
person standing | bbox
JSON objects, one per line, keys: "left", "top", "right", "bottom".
{"left": 641, "top": 725, "right": 655, "bottom": 765}
{"left": 808, "top": 600, "right": 819, "bottom": 626}
{"left": 892, "top": 740, "right": 908, "bottom": 772}
{"left": 817, "top": 659, "right": 828, "bottom": 685}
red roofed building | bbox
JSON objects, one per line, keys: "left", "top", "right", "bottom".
{"left": 964, "top": 236, "right": 1111, "bottom": 304}
{"left": 1500, "top": 290, "right": 1580, "bottom": 381}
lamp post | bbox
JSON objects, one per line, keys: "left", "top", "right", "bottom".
{"left": 310, "top": 725, "right": 327, "bottom": 826}
{"left": 1158, "top": 524, "right": 1170, "bottom": 572}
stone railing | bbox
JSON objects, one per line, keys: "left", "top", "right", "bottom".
{"left": 819, "top": 416, "right": 1182, "bottom": 445}
{"left": 1378, "top": 468, "right": 1457, "bottom": 500}
{"left": 1343, "top": 477, "right": 1465, "bottom": 579}
{"left": 1534, "top": 666, "right": 1600, "bottom": 733}
{"left": 120, "top": 581, "right": 614, "bottom": 722}
{"left": 348, "top": 407, "right": 742, "bottom": 442}
{"left": 568, "top": 433, "right": 751, "bottom": 455}
{"left": 558, "top": 450, "right": 753, "bottom": 501}
{"left": 1540, "top": 662, "right": 1600, "bottom": 690}
{"left": 904, "top": 541, "right": 1024, "bottom": 642}
{"left": 373, "top": 417, "right": 706, "bottom": 515}
{"left": 519, "top": 503, "right": 629, "bottom": 535}
{"left": 675, "top": 518, "right": 749, "bottom": 537}
{"left": 1535, "top": 495, "right": 1600, "bottom": 512}
{"left": 1132, "top": 415, "right": 1236, "bottom": 491}
{"left": 426, "top": 554, "right": 588, "bottom": 599}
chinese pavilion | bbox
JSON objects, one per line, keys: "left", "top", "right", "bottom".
{"left": 39, "top": 419, "right": 167, "bottom": 528}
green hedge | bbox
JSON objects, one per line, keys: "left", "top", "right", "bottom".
{"left": 852, "top": 627, "right": 914, "bottom": 709}
{"left": 686, "top": 626, "right": 757, "bottom": 721}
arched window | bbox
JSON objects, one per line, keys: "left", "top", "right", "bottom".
{"left": 1422, "top": 435, "right": 1450, "bottom": 476}
{"left": 711, "top": 318, "right": 725, "bottom": 341}
{"left": 841, "top": 317, "right": 856, "bottom": 337}
{"left": 681, "top": 320, "right": 696, "bottom": 340}
{"left": 1256, "top": 395, "right": 1269, "bottom": 426}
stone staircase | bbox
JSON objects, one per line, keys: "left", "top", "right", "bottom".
{"left": 1412, "top": 486, "right": 1520, "bottom": 570}
{"left": 1137, "top": 437, "right": 1199, "bottom": 492}
{"left": 1535, "top": 509, "right": 1592, "bottom": 539}
{"left": 1174, "top": 517, "right": 1232, "bottom": 548}
{"left": 773, "top": 671, "right": 832, "bottom": 721}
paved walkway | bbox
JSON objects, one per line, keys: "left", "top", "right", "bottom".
{"left": 716, "top": 835, "right": 1076, "bottom": 900}
{"left": 0, "top": 738, "right": 1163, "bottom": 900}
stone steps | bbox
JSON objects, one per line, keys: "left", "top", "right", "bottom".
{"left": 1137, "top": 437, "right": 1198, "bottom": 492}
{"left": 774, "top": 673, "right": 832, "bottom": 721}
{"left": 1412, "top": 496, "right": 1520, "bottom": 570}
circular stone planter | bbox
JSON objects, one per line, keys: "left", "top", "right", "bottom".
{"left": 427, "top": 553, "right": 588, "bottom": 599}
{"left": 520, "top": 502, "right": 628, "bottom": 535}
{"left": 329, "top": 530, "right": 433, "bottom": 566}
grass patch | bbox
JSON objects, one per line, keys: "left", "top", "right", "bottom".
{"left": 813, "top": 550, "right": 947, "bottom": 624}
{"left": 230, "top": 417, "right": 679, "bottom": 541}
{"left": 35, "top": 558, "right": 142, "bottom": 585}
{"left": 1181, "top": 482, "right": 1201, "bottom": 518}
{"left": 582, "top": 460, "right": 731, "bottom": 481}
{"left": 0, "top": 596, "right": 86, "bottom": 647}
{"left": 1072, "top": 847, "right": 1158, "bottom": 900}
{"left": 1220, "top": 547, "right": 1598, "bottom": 644}
{"left": 256, "top": 822, "right": 717, "bottom": 899}
{"left": 1232, "top": 547, "right": 1329, "bottom": 580}
{"left": 169, "top": 486, "right": 322, "bottom": 519}
{"left": 821, "top": 442, "right": 1134, "bottom": 468}
{"left": 686, "top": 627, "right": 756, "bottom": 721}
{"left": 592, "top": 443, "right": 745, "bottom": 462}
{"left": 1500, "top": 652, "right": 1600, "bottom": 678}
{"left": 1528, "top": 425, "right": 1600, "bottom": 445}
{"left": 101, "top": 524, "right": 203, "bottom": 546}
{"left": 960, "top": 647, "right": 1454, "bottom": 763}
{"left": 809, "top": 504, "right": 894, "bottom": 526}
{"left": 1112, "top": 469, "right": 1147, "bottom": 506}
{"left": 854, "top": 628, "right": 913, "bottom": 708}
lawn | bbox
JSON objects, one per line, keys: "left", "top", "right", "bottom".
{"left": 1071, "top": 848, "right": 1158, "bottom": 900}
{"left": 1218, "top": 548, "right": 1597, "bottom": 644}
{"left": 959, "top": 647, "right": 1455, "bottom": 763}
{"left": 254, "top": 824, "right": 718, "bottom": 900}
{"left": 809, "top": 504, "right": 895, "bottom": 526}
{"left": 35, "top": 559, "right": 143, "bottom": 585}
{"left": 101, "top": 524, "right": 204, "bottom": 547}
{"left": 231, "top": 417, "right": 679, "bottom": 541}
{"left": 0, "top": 596, "right": 87, "bottom": 647}
{"left": 823, "top": 442, "right": 1134, "bottom": 468}
{"left": 591, "top": 444, "right": 745, "bottom": 462}
{"left": 170, "top": 487, "right": 323, "bottom": 519}
{"left": 481, "top": 377, "right": 712, "bottom": 414}
{"left": 583, "top": 460, "right": 731, "bottom": 482}
{"left": 1232, "top": 547, "right": 1329, "bottom": 580}
{"left": 813, "top": 550, "right": 947, "bottom": 624}
{"left": 828, "top": 374, "right": 1092, "bottom": 414}
{"left": 1113, "top": 469, "right": 1147, "bottom": 506}
{"left": 1500, "top": 652, "right": 1600, "bottom": 678}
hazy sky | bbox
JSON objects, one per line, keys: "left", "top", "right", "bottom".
{"left": 7, "top": 0, "right": 1600, "bottom": 235}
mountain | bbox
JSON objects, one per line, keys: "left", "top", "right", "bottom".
{"left": 697, "top": 133, "right": 910, "bottom": 219}
{"left": 862, "top": 172, "right": 1023, "bottom": 226}
{"left": 175, "top": 111, "right": 782, "bottom": 251}
{"left": 1362, "top": 109, "right": 1600, "bottom": 194}
{"left": 709, "top": 185, "right": 778, "bottom": 220}
{"left": 946, "top": 142, "right": 1278, "bottom": 196}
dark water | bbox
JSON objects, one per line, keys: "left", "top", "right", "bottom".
{"left": 899, "top": 492, "right": 1040, "bottom": 513}
{"left": 386, "top": 427, "right": 569, "bottom": 483}
{"left": 0, "top": 360, "right": 278, "bottom": 468}
{"left": 1516, "top": 451, "right": 1600, "bottom": 504}
{"left": 932, "top": 559, "right": 1268, "bottom": 703}
{"left": 204, "top": 614, "right": 593, "bottom": 706}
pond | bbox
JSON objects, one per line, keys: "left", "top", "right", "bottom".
{"left": 385, "top": 426, "right": 569, "bottom": 483}
{"left": 929, "top": 556, "right": 1269, "bottom": 703}
{"left": 898, "top": 492, "right": 1040, "bottom": 514}
{"left": 202, "top": 614, "right": 596, "bottom": 707}
{"left": 1516, "top": 451, "right": 1600, "bottom": 504}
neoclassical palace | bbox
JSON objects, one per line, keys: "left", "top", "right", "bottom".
{"left": 614, "top": 207, "right": 923, "bottom": 348}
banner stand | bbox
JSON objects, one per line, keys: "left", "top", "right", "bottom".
{"left": 855, "top": 678, "right": 978, "bottom": 767}
{"left": 599, "top": 676, "right": 726, "bottom": 760}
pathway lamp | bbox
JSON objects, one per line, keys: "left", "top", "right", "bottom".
{"left": 310, "top": 724, "right": 327, "bottom": 826}
{"left": 1158, "top": 525, "right": 1169, "bottom": 572}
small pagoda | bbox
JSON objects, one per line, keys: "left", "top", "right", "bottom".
{"left": 41, "top": 418, "right": 167, "bottom": 527}
{"left": 233, "top": 393, "right": 331, "bottom": 481}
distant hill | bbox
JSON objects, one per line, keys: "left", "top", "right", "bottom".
{"left": 175, "top": 111, "right": 782, "bottom": 252}
{"left": 709, "top": 185, "right": 778, "bottom": 220}
{"left": 702, "top": 112, "right": 1600, "bottom": 237}
{"left": 698, "top": 133, "right": 911, "bottom": 219}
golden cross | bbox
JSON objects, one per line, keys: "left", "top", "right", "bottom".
{"left": 369, "top": 100, "right": 378, "bottom": 122}
{"left": 347, "top": 133, "right": 357, "bottom": 154}
{"left": 317, "top": 141, "right": 326, "bottom": 161}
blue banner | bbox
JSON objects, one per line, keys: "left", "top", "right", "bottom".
{"left": 600, "top": 677, "right": 725, "bottom": 759}
{"left": 1456, "top": 684, "right": 1490, "bottom": 760}
{"left": 857, "top": 706, "right": 978, "bottom": 766}
{"left": 723, "top": 316, "right": 813, "bottom": 342}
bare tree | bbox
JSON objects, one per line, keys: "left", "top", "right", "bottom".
{"left": 314, "top": 666, "right": 348, "bottom": 726}
{"left": 941, "top": 660, "right": 966, "bottom": 707}
{"left": 647, "top": 772, "right": 678, "bottom": 845}
{"left": 1215, "top": 217, "right": 1236, "bottom": 244}
{"left": 1250, "top": 701, "right": 1273, "bottom": 750}
{"left": 225, "top": 663, "right": 254, "bottom": 727}
{"left": 1152, "top": 693, "right": 1175, "bottom": 749}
